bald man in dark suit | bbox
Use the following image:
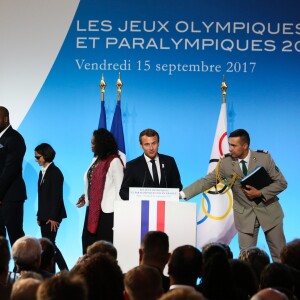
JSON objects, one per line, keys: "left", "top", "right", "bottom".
{"left": 0, "top": 106, "right": 26, "bottom": 247}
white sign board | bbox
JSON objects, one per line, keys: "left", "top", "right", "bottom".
{"left": 129, "top": 187, "right": 179, "bottom": 202}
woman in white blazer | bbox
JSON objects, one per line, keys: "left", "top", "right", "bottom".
{"left": 76, "top": 129, "right": 124, "bottom": 254}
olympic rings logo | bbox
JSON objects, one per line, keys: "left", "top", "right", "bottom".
{"left": 197, "top": 183, "right": 233, "bottom": 225}
{"left": 219, "top": 132, "right": 227, "bottom": 157}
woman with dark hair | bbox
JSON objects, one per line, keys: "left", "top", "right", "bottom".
{"left": 76, "top": 129, "right": 124, "bottom": 254}
{"left": 34, "top": 143, "right": 68, "bottom": 272}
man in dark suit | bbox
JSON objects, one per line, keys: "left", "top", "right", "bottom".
{"left": 35, "top": 143, "right": 68, "bottom": 271}
{"left": 0, "top": 106, "right": 26, "bottom": 247}
{"left": 120, "top": 128, "right": 182, "bottom": 200}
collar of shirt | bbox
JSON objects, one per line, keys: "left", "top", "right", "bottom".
{"left": 169, "top": 284, "right": 196, "bottom": 291}
{"left": 238, "top": 151, "right": 251, "bottom": 165}
{"left": 0, "top": 124, "right": 11, "bottom": 138}
{"left": 41, "top": 162, "right": 52, "bottom": 176}
{"left": 144, "top": 154, "right": 159, "bottom": 164}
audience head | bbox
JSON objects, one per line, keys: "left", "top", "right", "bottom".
{"left": 168, "top": 245, "right": 202, "bottom": 286}
{"left": 0, "top": 237, "right": 10, "bottom": 281}
{"left": 10, "top": 277, "right": 41, "bottom": 300}
{"left": 12, "top": 236, "right": 42, "bottom": 272}
{"left": 200, "top": 248, "right": 237, "bottom": 300}
{"left": 74, "top": 252, "right": 124, "bottom": 300}
{"left": 37, "top": 271, "right": 87, "bottom": 300}
{"left": 220, "top": 243, "right": 234, "bottom": 259}
{"left": 139, "top": 231, "right": 170, "bottom": 271}
{"left": 251, "top": 288, "right": 289, "bottom": 300}
{"left": 87, "top": 240, "right": 117, "bottom": 260}
{"left": 159, "top": 288, "right": 205, "bottom": 300}
{"left": 124, "top": 265, "right": 163, "bottom": 300}
{"left": 202, "top": 242, "right": 229, "bottom": 263}
{"left": 39, "top": 238, "right": 55, "bottom": 273}
{"left": 238, "top": 247, "right": 270, "bottom": 282}
{"left": 260, "top": 262, "right": 295, "bottom": 297}
{"left": 229, "top": 259, "right": 258, "bottom": 298}
{"left": 280, "top": 239, "right": 300, "bottom": 271}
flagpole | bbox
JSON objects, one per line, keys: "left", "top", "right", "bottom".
{"left": 98, "top": 74, "right": 107, "bottom": 129}
{"left": 116, "top": 72, "right": 123, "bottom": 101}
{"left": 99, "top": 73, "right": 106, "bottom": 102}
{"left": 221, "top": 76, "right": 228, "bottom": 104}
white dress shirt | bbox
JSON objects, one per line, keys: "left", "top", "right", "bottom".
{"left": 144, "top": 154, "right": 161, "bottom": 183}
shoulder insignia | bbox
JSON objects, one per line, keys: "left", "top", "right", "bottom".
{"left": 254, "top": 149, "right": 268, "bottom": 154}
{"left": 224, "top": 153, "right": 232, "bottom": 157}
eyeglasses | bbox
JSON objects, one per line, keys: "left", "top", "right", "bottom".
{"left": 35, "top": 155, "right": 42, "bottom": 160}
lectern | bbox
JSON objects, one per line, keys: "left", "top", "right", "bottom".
{"left": 114, "top": 187, "right": 197, "bottom": 273}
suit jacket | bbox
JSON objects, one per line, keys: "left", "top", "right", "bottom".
{"left": 0, "top": 126, "right": 27, "bottom": 203}
{"left": 37, "top": 163, "right": 67, "bottom": 222}
{"left": 183, "top": 150, "right": 287, "bottom": 234}
{"left": 120, "top": 153, "right": 182, "bottom": 200}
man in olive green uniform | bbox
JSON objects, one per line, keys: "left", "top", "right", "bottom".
{"left": 181, "top": 129, "right": 287, "bottom": 262}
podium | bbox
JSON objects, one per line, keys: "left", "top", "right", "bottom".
{"left": 113, "top": 188, "right": 197, "bottom": 273}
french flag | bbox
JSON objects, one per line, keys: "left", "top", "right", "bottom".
{"left": 140, "top": 200, "right": 166, "bottom": 242}
{"left": 110, "top": 99, "right": 126, "bottom": 165}
{"left": 98, "top": 100, "right": 107, "bottom": 129}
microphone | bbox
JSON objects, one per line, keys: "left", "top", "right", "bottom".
{"left": 162, "top": 162, "right": 168, "bottom": 188}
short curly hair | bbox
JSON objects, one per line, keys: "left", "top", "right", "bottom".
{"left": 93, "top": 129, "right": 118, "bottom": 160}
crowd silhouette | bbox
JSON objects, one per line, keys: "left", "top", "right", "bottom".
{"left": 1, "top": 234, "right": 300, "bottom": 300}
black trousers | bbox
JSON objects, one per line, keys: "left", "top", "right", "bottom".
{"left": 82, "top": 206, "right": 114, "bottom": 254}
{"left": 40, "top": 221, "right": 68, "bottom": 271}
{"left": 0, "top": 201, "right": 25, "bottom": 247}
